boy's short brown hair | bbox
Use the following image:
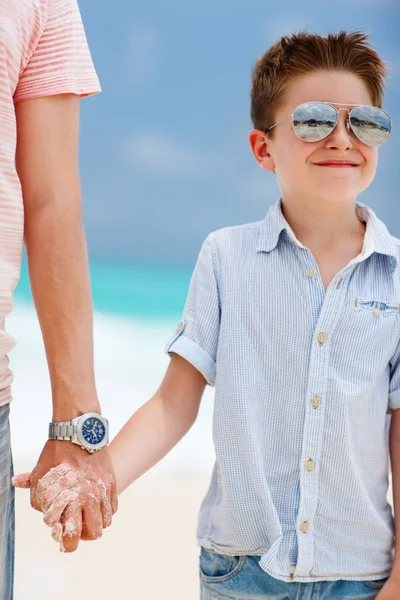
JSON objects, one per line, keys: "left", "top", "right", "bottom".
{"left": 251, "top": 30, "right": 390, "bottom": 139}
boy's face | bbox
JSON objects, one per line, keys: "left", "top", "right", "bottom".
{"left": 249, "top": 71, "right": 378, "bottom": 205}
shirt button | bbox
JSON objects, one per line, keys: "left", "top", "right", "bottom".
{"left": 306, "top": 267, "right": 316, "bottom": 277}
{"left": 300, "top": 521, "right": 309, "bottom": 533}
{"left": 311, "top": 396, "right": 321, "bottom": 408}
{"left": 373, "top": 308, "right": 380, "bottom": 317}
{"left": 305, "top": 458, "right": 315, "bottom": 471}
{"left": 317, "top": 332, "right": 327, "bottom": 344}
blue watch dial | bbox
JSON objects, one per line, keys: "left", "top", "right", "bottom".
{"left": 81, "top": 417, "right": 106, "bottom": 445}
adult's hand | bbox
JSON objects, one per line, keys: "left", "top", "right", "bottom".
{"left": 13, "top": 441, "right": 118, "bottom": 552}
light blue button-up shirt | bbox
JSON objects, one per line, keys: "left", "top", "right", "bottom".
{"left": 165, "top": 197, "right": 400, "bottom": 583}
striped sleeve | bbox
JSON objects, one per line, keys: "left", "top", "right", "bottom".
{"left": 14, "top": 0, "right": 101, "bottom": 103}
{"left": 165, "top": 234, "right": 221, "bottom": 387}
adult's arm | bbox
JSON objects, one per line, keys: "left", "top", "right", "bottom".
{"left": 15, "top": 93, "right": 117, "bottom": 551}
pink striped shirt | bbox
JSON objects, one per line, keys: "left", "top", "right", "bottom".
{"left": 0, "top": 0, "right": 100, "bottom": 405}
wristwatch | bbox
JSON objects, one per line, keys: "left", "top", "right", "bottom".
{"left": 49, "top": 412, "right": 109, "bottom": 454}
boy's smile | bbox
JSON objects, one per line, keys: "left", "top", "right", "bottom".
{"left": 313, "top": 163, "right": 359, "bottom": 168}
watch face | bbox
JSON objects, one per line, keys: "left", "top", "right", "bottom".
{"left": 81, "top": 417, "right": 106, "bottom": 446}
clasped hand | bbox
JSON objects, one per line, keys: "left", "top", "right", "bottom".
{"left": 12, "top": 440, "right": 118, "bottom": 552}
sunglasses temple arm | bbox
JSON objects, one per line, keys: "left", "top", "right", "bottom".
{"left": 264, "top": 114, "right": 293, "bottom": 133}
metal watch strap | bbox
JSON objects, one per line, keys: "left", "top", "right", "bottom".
{"left": 49, "top": 421, "right": 74, "bottom": 441}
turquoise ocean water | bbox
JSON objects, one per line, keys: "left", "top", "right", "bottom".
{"left": 9, "top": 256, "right": 216, "bottom": 471}
{"left": 15, "top": 256, "right": 192, "bottom": 320}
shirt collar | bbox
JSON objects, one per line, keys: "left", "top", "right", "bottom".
{"left": 256, "top": 197, "right": 399, "bottom": 271}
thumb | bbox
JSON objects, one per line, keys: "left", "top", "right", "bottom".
{"left": 11, "top": 473, "right": 32, "bottom": 489}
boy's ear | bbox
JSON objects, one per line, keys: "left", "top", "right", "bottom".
{"left": 248, "top": 129, "right": 275, "bottom": 172}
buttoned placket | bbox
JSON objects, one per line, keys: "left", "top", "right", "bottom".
{"left": 288, "top": 240, "right": 359, "bottom": 579}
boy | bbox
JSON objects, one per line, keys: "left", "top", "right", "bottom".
{"left": 14, "top": 29, "right": 400, "bottom": 599}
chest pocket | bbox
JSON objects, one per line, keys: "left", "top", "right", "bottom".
{"left": 355, "top": 297, "right": 400, "bottom": 316}
{"left": 332, "top": 295, "right": 400, "bottom": 394}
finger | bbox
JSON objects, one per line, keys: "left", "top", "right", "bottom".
{"left": 94, "top": 479, "right": 112, "bottom": 529}
{"left": 11, "top": 473, "right": 31, "bottom": 489}
{"left": 100, "top": 491, "right": 113, "bottom": 529}
{"left": 43, "top": 488, "right": 79, "bottom": 527}
{"left": 38, "top": 471, "right": 80, "bottom": 513}
{"left": 81, "top": 497, "right": 103, "bottom": 541}
{"left": 30, "top": 491, "right": 42, "bottom": 512}
{"left": 60, "top": 503, "right": 82, "bottom": 553}
{"left": 110, "top": 485, "right": 118, "bottom": 515}
{"left": 106, "top": 475, "right": 118, "bottom": 516}
{"left": 51, "top": 522, "right": 63, "bottom": 544}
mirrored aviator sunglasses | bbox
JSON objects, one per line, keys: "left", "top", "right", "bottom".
{"left": 265, "top": 101, "right": 392, "bottom": 147}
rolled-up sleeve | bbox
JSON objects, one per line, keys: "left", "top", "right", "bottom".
{"left": 388, "top": 339, "right": 400, "bottom": 411}
{"left": 165, "top": 234, "right": 221, "bottom": 386}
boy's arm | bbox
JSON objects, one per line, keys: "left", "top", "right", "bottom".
{"left": 389, "top": 408, "right": 400, "bottom": 582}
{"left": 109, "top": 353, "right": 207, "bottom": 494}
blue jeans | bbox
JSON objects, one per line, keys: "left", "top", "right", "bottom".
{"left": 199, "top": 547, "right": 390, "bottom": 599}
{"left": 0, "top": 405, "right": 14, "bottom": 600}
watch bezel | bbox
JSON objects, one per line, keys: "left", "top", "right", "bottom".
{"left": 75, "top": 413, "right": 109, "bottom": 451}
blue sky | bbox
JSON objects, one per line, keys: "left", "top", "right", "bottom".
{"left": 77, "top": 0, "right": 400, "bottom": 265}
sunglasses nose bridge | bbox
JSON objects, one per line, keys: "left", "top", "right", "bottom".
{"left": 346, "top": 115, "right": 351, "bottom": 133}
{"left": 335, "top": 107, "right": 351, "bottom": 133}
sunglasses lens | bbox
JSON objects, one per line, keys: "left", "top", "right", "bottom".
{"left": 349, "top": 106, "right": 391, "bottom": 147}
{"left": 293, "top": 102, "right": 338, "bottom": 142}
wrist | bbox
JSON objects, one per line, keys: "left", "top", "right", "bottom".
{"left": 49, "top": 412, "right": 109, "bottom": 454}
{"left": 52, "top": 407, "right": 102, "bottom": 421}
{"left": 52, "top": 394, "right": 101, "bottom": 422}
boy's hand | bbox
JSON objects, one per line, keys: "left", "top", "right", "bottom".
{"left": 376, "top": 574, "right": 400, "bottom": 599}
